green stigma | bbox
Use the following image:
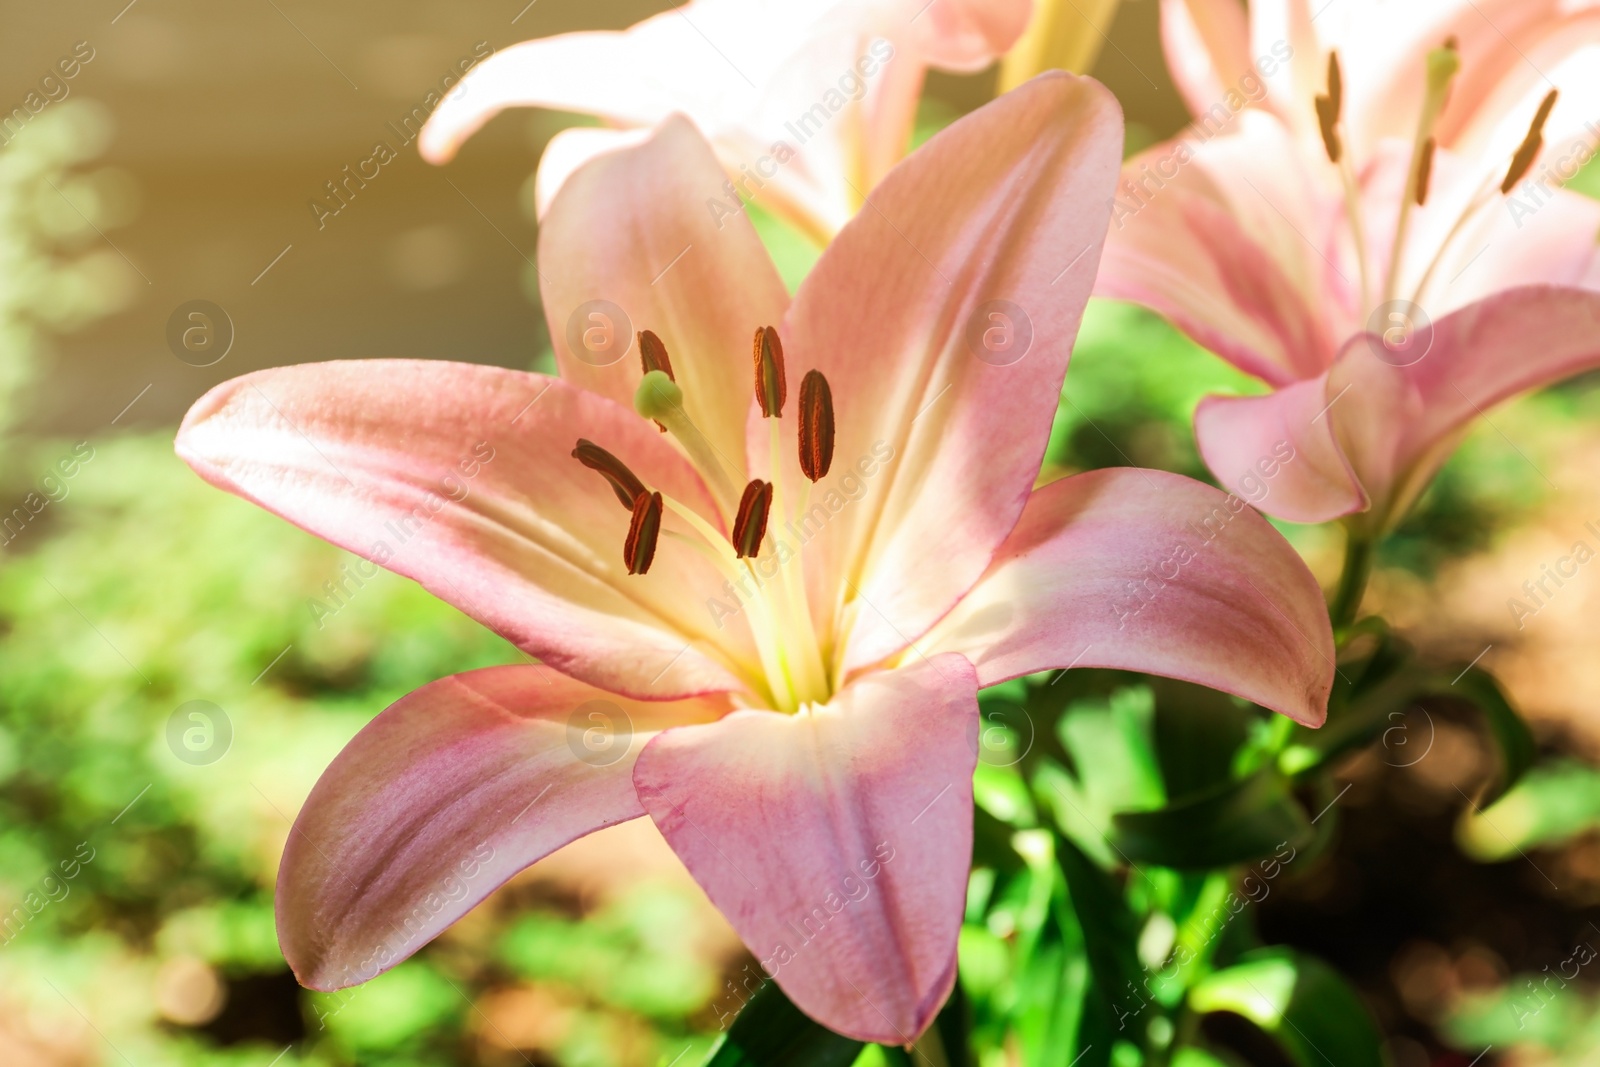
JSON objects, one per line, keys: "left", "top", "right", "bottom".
{"left": 634, "top": 369, "right": 684, "bottom": 421}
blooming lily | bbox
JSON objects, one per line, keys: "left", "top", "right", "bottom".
{"left": 1099, "top": 0, "right": 1600, "bottom": 535}
{"left": 177, "top": 75, "right": 1334, "bottom": 1042}
{"left": 418, "top": 0, "right": 1032, "bottom": 244}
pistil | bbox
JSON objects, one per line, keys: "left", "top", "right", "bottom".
{"left": 633, "top": 369, "right": 741, "bottom": 513}
{"left": 1383, "top": 40, "right": 1459, "bottom": 305}
{"left": 638, "top": 330, "right": 675, "bottom": 433}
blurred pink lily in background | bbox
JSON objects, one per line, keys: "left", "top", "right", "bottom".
{"left": 1099, "top": 0, "right": 1600, "bottom": 536}
{"left": 419, "top": 0, "right": 1031, "bottom": 244}
{"left": 177, "top": 75, "right": 1335, "bottom": 1042}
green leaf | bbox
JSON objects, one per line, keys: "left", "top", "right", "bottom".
{"left": 1002, "top": 830, "right": 1100, "bottom": 1067}
{"left": 1035, "top": 759, "right": 1117, "bottom": 869}
{"left": 1437, "top": 668, "right": 1535, "bottom": 803}
{"left": 1014, "top": 939, "right": 1094, "bottom": 1067}
{"left": 1457, "top": 760, "right": 1600, "bottom": 859}
{"left": 1170, "top": 1048, "right": 1235, "bottom": 1067}
{"left": 1058, "top": 687, "right": 1166, "bottom": 816}
{"left": 1188, "top": 948, "right": 1384, "bottom": 1067}
{"left": 1073, "top": 976, "right": 1117, "bottom": 1067}
{"left": 1150, "top": 679, "right": 1255, "bottom": 799}
{"left": 933, "top": 973, "right": 974, "bottom": 1067}
{"left": 1112, "top": 770, "right": 1311, "bottom": 869}
{"left": 974, "top": 761, "right": 1039, "bottom": 829}
{"left": 1058, "top": 837, "right": 1144, "bottom": 1010}
{"left": 705, "top": 980, "right": 863, "bottom": 1067}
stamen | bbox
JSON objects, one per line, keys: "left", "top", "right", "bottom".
{"left": 732, "top": 480, "right": 773, "bottom": 558}
{"left": 1415, "top": 138, "right": 1436, "bottom": 206}
{"left": 753, "top": 326, "right": 786, "bottom": 418}
{"left": 1315, "top": 51, "right": 1343, "bottom": 164}
{"left": 571, "top": 438, "right": 646, "bottom": 510}
{"left": 639, "top": 329, "right": 675, "bottom": 380}
{"left": 1502, "top": 89, "right": 1559, "bottom": 193}
{"left": 624, "top": 490, "right": 663, "bottom": 575}
{"left": 798, "top": 370, "right": 835, "bottom": 482}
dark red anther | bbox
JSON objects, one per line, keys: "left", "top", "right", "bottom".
{"left": 624, "top": 490, "right": 663, "bottom": 575}
{"left": 798, "top": 370, "right": 834, "bottom": 482}
{"left": 1314, "top": 52, "right": 1343, "bottom": 165}
{"left": 639, "top": 330, "right": 675, "bottom": 380}
{"left": 732, "top": 480, "right": 773, "bottom": 559}
{"left": 572, "top": 439, "right": 647, "bottom": 510}
{"left": 1415, "top": 137, "right": 1436, "bottom": 205}
{"left": 753, "top": 326, "right": 786, "bottom": 418}
{"left": 1502, "top": 89, "right": 1559, "bottom": 194}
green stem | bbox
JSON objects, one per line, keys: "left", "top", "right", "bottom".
{"left": 881, "top": 1044, "right": 915, "bottom": 1067}
{"left": 1329, "top": 533, "right": 1374, "bottom": 632}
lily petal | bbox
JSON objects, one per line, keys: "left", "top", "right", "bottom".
{"left": 910, "top": 0, "right": 1033, "bottom": 71}
{"left": 531, "top": 126, "right": 654, "bottom": 220}
{"left": 1248, "top": 0, "right": 1332, "bottom": 150}
{"left": 539, "top": 116, "right": 789, "bottom": 491}
{"left": 176, "top": 360, "right": 761, "bottom": 699}
{"left": 279, "top": 665, "right": 726, "bottom": 990}
{"left": 1160, "top": 0, "right": 1254, "bottom": 121}
{"left": 1329, "top": 285, "right": 1600, "bottom": 529}
{"left": 420, "top": 0, "right": 1022, "bottom": 241}
{"left": 1194, "top": 374, "right": 1369, "bottom": 524}
{"left": 417, "top": 27, "right": 686, "bottom": 165}
{"left": 633, "top": 654, "right": 979, "bottom": 1043}
{"left": 1095, "top": 111, "right": 1349, "bottom": 385}
{"left": 771, "top": 72, "right": 1122, "bottom": 676}
{"left": 918, "top": 469, "right": 1335, "bottom": 726}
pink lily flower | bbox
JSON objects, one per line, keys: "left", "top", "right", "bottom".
{"left": 177, "top": 75, "right": 1334, "bottom": 1042}
{"left": 417, "top": 0, "right": 1032, "bottom": 244}
{"left": 1100, "top": 0, "right": 1600, "bottom": 533}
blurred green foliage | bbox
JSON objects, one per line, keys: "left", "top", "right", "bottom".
{"left": 1458, "top": 761, "right": 1600, "bottom": 862}
{"left": 0, "top": 434, "right": 727, "bottom": 1066}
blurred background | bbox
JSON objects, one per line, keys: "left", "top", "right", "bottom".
{"left": 5, "top": 1, "right": 1600, "bottom": 1066}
